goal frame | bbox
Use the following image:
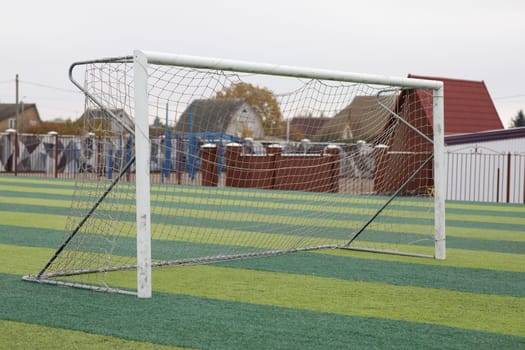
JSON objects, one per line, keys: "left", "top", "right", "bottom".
{"left": 132, "top": 50, "right": 445, "bottom": 298}
{"left": 24, "top": 50, "right": 445, "bottom": 298}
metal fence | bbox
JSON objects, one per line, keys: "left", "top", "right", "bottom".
{"left": 446, "top": 152, "right": 525, "bottom": 204}
{"left": 1, "top": 132, "right": 524, "bottom": 203}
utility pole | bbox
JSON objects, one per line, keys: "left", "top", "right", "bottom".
{"left": 15, "top": 74, "right": 19, "bottom": 132}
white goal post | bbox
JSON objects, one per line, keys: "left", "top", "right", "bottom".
{"left": 24, "top": 50, "right": 445, "bottom": 298}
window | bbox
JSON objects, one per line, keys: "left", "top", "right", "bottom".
{"left": 8, "top": 118, "right": 16, "bottom": 129}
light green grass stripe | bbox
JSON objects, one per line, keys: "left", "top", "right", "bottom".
{"left": 0, "top": 320, "right": 189, "bottom": 350}
{"left": 0, "top": 212, "right": 67, "bottom": 230}
{"left": 2, "top": 244, "right": 523, "bottom": 337}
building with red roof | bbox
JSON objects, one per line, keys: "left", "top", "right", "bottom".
{"left": 408, "top": 74, "right": 503, "bottom": 135}
{"left": 374, "top": 75, "right": 504, "bottom": 195}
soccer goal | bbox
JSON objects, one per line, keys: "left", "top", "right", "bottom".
{"left": 24, "top": 50, "right": 445, "bottom": 297}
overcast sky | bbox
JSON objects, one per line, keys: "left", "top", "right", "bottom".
{"left": 1, "top": 0, "right": 524, "bottom": 127}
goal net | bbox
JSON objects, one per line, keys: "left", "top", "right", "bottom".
{"left": 24, "top": 50, "right": 445, "bottom": 297}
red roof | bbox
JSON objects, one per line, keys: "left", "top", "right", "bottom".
{"left": 408, "top": 75, "right": 503, "bottom": 135}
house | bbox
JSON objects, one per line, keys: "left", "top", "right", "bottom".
{"left": 77, "top": 108, "right": 133, "bottom": 134}
{"left": 288, "top": 116, "right": 330, "bottom": 141}
{"left": 410, "top": 75, "right": 503, "bottom": 135}
{"left": 374, "top": 75, "right": 505, "bottom": 195}
{"left": 0, "top": 103, "right": 42, "bottom": 132}
{"left": 175, "top": 98, "right": 264, "bottom": 138}
{"left": 316, "top": 95, "right": 397, "bottom": 143}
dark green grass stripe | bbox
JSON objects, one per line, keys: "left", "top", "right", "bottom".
{"left": 2, "top": 227, "right": 523, "bottom": 297}
{"left": 1, "top": 273, "right": 523, "bottom": 350}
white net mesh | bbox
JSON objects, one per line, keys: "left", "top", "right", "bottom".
{"left": 32, "top": 57, "right": 437, "bottom": 293}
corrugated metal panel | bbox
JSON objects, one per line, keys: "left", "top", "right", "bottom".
{"left": 446, "top": 152, "right": 525, "bottom": 203}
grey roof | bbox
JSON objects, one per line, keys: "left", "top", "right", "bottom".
{"left": 289, "top": 116, "right": 330, "bottom": 139}
{"left": 318, "top": 95, "right": 397, "bottom": 142}
{"left": 175, "top": 98, "right": 247, "bottom": 133}
{"left": 445, "top": 126, "right": 525, "bottom": 146}
{"left": 0, "top": 103, "right": 39, "bottom": 122}
{"left": 78, "top": 108, "right": 129, "bottom": 120}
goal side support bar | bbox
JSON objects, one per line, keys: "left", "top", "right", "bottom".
{"left": 433, "top": 87, "right": 446, "bottom": 260}
{"left": 134, "top": 51, "right": 152, "bottom": 298}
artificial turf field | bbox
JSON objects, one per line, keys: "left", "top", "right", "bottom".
{"left": 0, "top": 176, "right": 524, "bottom": 349}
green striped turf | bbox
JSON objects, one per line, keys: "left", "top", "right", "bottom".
{"left": 2, "top": 273, "right": 523, "bottom": 349}
{"left": 1, "top": 226, "right": 524, "bottom": 297}
{"left": 2, "top": 176, "right": 525, "bottom": 346}
{"left": 1, "top": 240, "right": 524, "bottom": 331}
{"left": 2, "top": 180, "right": 524, "bottom": 239}
{"left": 1, "top": 176, "right": 524, "bottom": 268}
{"left": 3, "top": 184, "right": 524, "bottom": 230}
{"left": 1, "top": 191, "right": 524, "bottom": 253}
{"left": 2, "top": 244, "right": 525, "bottom": 338}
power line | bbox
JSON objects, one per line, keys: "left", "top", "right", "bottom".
{"left": 493, "top": 94, "right": 525, "bottom": 100}
{"left": 20, "top": 79, "right": 81, "bottom": 94}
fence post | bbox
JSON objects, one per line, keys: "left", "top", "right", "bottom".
{"left": 324, "top": 144, "right": 341, "bottom": 193}
{"left": 47, "top": 131, "right": 59, "bottom": 178}
{"left": 496, "top": 168, "right": 500, "bottom": 203}
{"left": 6, "top": 129, "right": 17, "bottom": 175}
{"left": 506, "top": 152, "right": 511, "bottom": 203}
{"left": 201, "top": 144, "right": 218, "bottom": 187}
{"left": 225, "top": 143, "right": 243, "bottom": 187}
